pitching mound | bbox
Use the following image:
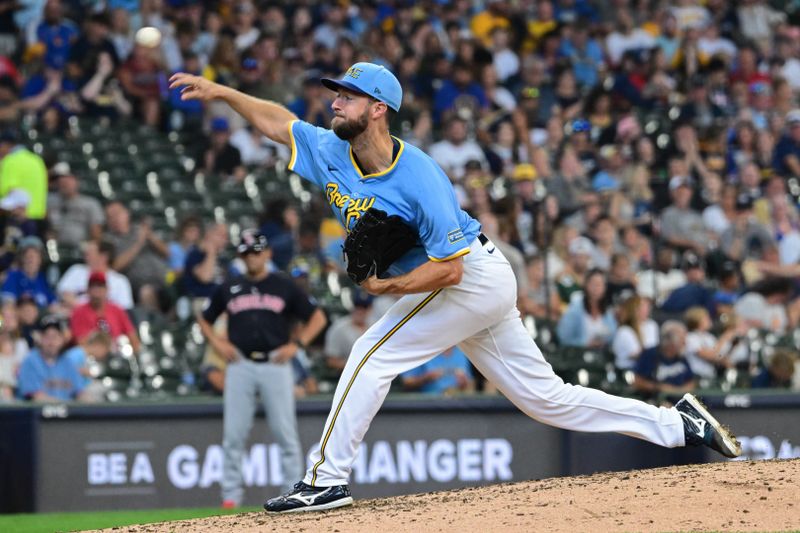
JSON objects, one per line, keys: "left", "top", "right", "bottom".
{"left": 95, "top": 459, "right": 800, "bottom": 533}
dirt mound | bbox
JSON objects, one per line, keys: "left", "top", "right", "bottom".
{"left": 95, "top": 459, "right": 800, "bottom": 533}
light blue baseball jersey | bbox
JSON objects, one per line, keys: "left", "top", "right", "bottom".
{"left": 287, "top": 120, "right": 481, "bottom": 277}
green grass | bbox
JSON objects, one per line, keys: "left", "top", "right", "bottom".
{"left": 0, "top": 507, "right": 260, "bottom": 533}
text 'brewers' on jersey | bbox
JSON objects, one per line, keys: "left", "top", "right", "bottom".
{"left": 286, "top": 119, "right": 480, "bottom": 277}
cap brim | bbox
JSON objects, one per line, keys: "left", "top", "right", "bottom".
{"left": 320, "top": 78, "right": 370, "bottom": 98}
{"left": 237, "top": 244, "right": 268, "bottom": 254}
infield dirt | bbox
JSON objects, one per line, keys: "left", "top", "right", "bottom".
{"left": 92, "top": 459, "right": 800, "bottom": 532}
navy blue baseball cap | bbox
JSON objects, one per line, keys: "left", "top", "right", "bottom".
{"left": 237, "top": 229, "right": 269, "bottom": 254}
{"left": 321, "top": 62, "right": 403, "bottom": 112}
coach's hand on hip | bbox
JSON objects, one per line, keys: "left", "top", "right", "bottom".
{"left": 217, "top": 339, "right": 239, "bottom": 362}
{"left": 270, "top": 342, "right": 300, "bottom": 364}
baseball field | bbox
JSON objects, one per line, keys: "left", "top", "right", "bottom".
{"left": 30, "top": 458, "right": 786, "bottom": 532}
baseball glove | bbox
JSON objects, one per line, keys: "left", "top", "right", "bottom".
{"left": 343, "top": 208, "right": 418, "bottom": 284}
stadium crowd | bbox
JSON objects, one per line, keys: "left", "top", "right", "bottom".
{"left": 1, "top": 0, "right": 800, "bottom": 404}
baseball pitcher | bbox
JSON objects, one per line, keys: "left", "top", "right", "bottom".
{"left": 170, "top": 62, "right": 740, "bottom": 513}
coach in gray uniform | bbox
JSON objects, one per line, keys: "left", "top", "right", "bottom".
{"left": 198, "top": 229, "right": 327, "bottom": 507}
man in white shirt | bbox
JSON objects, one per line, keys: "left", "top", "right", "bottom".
{"left": 490, "top": 27, "right": 519, "bottom": 83}
{"left": 57, "top": 240, "right": 134, "bottom": 310}
{"left": 605, "top": 12, "right": 655, "bottom": 66}
{"left": 428, "top": 116, "right": 488, "bottom": 181}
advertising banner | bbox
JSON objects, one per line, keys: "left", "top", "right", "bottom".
{"left": 1, "top": 393, "right": 797, "bottom": 512}
{"left": 36, "top": 407, "right": 561, "bottom": 511}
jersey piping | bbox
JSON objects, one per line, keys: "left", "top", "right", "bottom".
{"left": 310, "top": 288, "right": 442, "bottom": 486}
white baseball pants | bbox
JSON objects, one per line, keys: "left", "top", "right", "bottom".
{"left": 303, "top": 237, "right": 685, "bottom": 487}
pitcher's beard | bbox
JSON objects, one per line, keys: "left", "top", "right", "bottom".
{"left": 332, "top": 110, "right": 369, "bottom": 140}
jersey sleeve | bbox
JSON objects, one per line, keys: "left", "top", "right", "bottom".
{"left": 415, "top": 164, "right": 471, "bottom": 262}
{"left": 287, "top": 120, "right": 324, "bottom": 187}
{"left": 201, "top": 284, "right": 227, "bottom": 324}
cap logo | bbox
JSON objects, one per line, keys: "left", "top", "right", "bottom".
{"left": 373, "top": 87, "right": 381, "bottom": 94}
{"left": 345, "top": 67, "right": 363, "bottom": 79}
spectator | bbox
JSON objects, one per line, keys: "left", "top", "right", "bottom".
{"left": 289, "top": 73, "right": 334, "bottom": 128}
{"left": 564, "top": 190, "right": 603, "bottom": 233}
{"left": 104, "top": 200, "right": 169, "bottom": 294}
{"left": 0, "top": 307, "right": 28, "bottom": 401}
{"left": 287, "top": 219, "right": 330, "bottom": 289}
{"left": 16, "top": 293, "right": 40, "bottom": 348}
{"left": 79, "top": 49, "right": 131, "bottom": 119}
{"left": 69, "top": 271, "right": 140, "bottom": 352}
{"left": 46, "top": 163, "right": 104, "bottom": 247}
{"left": 428, "top": 116, "right": 488, "bottom": 181}
{"left": 230, "top": 124, "right": 289, "bottom": 167}
{"left": 636, "top": 247, "right": 687, "bottom": 306}
{"left": 719, "top": 194, "right": 774, "bottom": 261}
{"left": 519, "top": 254, "right": 560, "bottom": 321}
{"left": 751, "top": 348, "right": 796, "bottom": 389}
{"left": 118, "top": 41, "right": 163, "bottom": 127}
{"left": 66, "top": 12, "right": 119, "bottom": 90}
{"left": 470, "top": 0, "right": 510, "bottom": 48}
{"left": 733, "top": 277, "right": 795, "bottom": 334}
{"left": 0, "top": 327, "right": 16, "bottom": 401}
{"left": 324, "top": 291, "right": 373, "bottom": 377}
{"left": 62, "top": 329, "right": 113, "bottom": 402}
{"left": 683, "top": 307, "right": 748, "bottom": 381}
{"left": 16, "top": 315, "right": 87, "bottom": 402}
{"left": 605, "top": 11, "right": 655, "bottom": 67}
{"left": 0, "top": 74, "right": 18, "bottom": 125}
{"left": 771, "top": 109, "right": 800, "bottom": 177}
{"left": 432, "top": 60, "right": 487, "bottom": 124}
{"left": 736, "top": 0, "right": 786, "bottom": 56}
{"left": 703, "top": 183, "right": 737, "bottom": 238}
{"left": 57, "top": 239, "right": 133, "bottom": 310}
{"left": 659, "top": 176, "right": 707, "bottom": 254}
{"left": 0, "top": 188, "right": 40, "bottom": 268}
{"left": 258, "top": 198, "right": 298, "bottom": 271}
{"left": 606, "top": 253, "right": 636, "bottom": 305}
{"left": 35, "top": 0, "right": 79, "bottom": 71}
{"left": 712, "top": 260, "right": 742, "bottom": 315}
{"left": 312, "top": 4, "right": 354, "bottom": 51}
{"left": 660, "top": 251, "right": 714, "bottom": 316}
{"left": 557, "top": 268, "right": 617, "bottom": 348}
{"left": 489, "top": 27, "right": 519, "bottom": 84}
{"left": 478, "top": 212, "right": 527, "bottom": 301}
{"left": 0, "top": 236, "right": 55, "bottom": 309}
{"left": 555, "top": 235, "right": 594, "bottom": 304}
{"left": 167, "top": 51, "right": 203, "bottom": 130}
{"left": 0, "top": 130, "right": 48, "bottom": 222}
{"left": 589, "top": 215, "right": 618, "bottom": 271}
{"left": 203, "top": 116, "right": 245, "bottom": 180}
{"left": 559, "top": 23, "right": 604, "bottom": 89}
{"left": 633, "top": 320, "right": 696, "bottom": 398}
{"left": 401, "top": 346, "right": 475, "bottom": 395}
{"left": 167, "top": 215, "right": 202, "bottom": 275}
{"left": 108, "top": 7, "right": 133, "bottom": 61}
{"left": 612, "top": 293, "right": 659, "bottom": 371}
{"left": 182, "top": 222, "right": 234, "bottom": 301}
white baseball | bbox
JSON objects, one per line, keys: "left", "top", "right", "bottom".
{"left": 135, "top": 26, "right": 162, "bottom": 48}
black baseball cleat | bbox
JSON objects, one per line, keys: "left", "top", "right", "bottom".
{"left": 676, "top": 393, "right": 742, "bottom": 458}
{"left": 264, "top": 481, "right": 353, "bottom": 513}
